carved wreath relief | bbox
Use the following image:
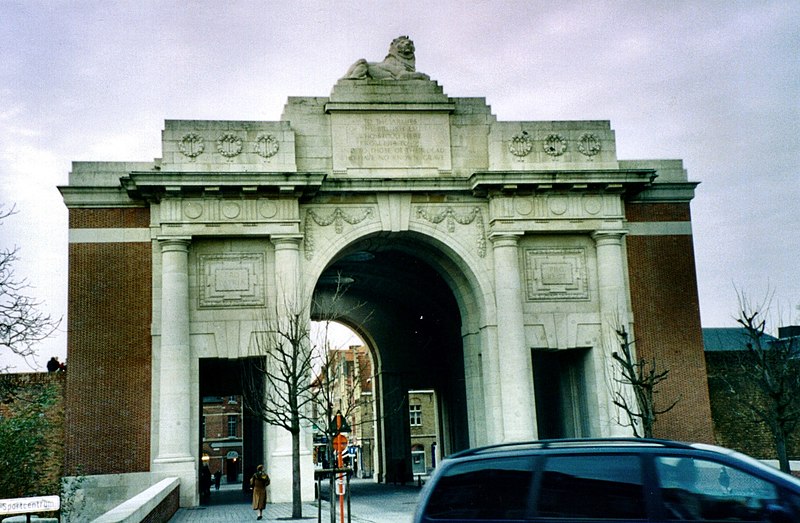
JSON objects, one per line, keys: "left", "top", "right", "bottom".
{"left": 578, "top": 133, "right": 601, "bottom": 157}
{"left": 524, "top": 248, "right": 589, "bottom": 301}
{"left": 255, "top": 133, "right": 279, "bottom": 159}
{"left": 543, "top": 134, "right": 567, "bottom": 156}
{"left": 509, "top": 131, "right": 533, "bottom": 157}
{"left": 506, "top": 131, "right": 602, "bottom": 159}
{"left": 217, "top": 133, "right": 243, "bottom": 159}
{"left": 178, "top": 133, "right": 205, "bottom": 160}
{"left": 176, "top": 132, "right": 280, "bottom": 161}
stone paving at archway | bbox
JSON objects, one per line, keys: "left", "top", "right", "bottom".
{"left": 170, "top": 479, "right": 421, "bottom": 522}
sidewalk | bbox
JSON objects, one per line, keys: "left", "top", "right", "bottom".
{"left": 170, "top": 478, "right": 421, "bottom": 522}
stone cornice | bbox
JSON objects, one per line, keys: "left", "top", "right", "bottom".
{"left": 121, "top": 171, "right": 326, "bottom": 201}
{"left": 629, "top": 181, "right": 700, "bottom": 203}
{"left": 59, "top": 186, "right": 146, "bottom": 208}
{"left": 469, "top": 169, "right": 657, "bottom": 195}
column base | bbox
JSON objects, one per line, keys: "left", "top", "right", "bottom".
{"left": 153, "top": 455, "right": 197, "bottom": 507}
{"left": 267, "top": 449, "right": 315, "bottom": 503}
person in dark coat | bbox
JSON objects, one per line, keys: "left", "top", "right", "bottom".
{"left": 200, "top": 464, "right": 212, "bottom": 500}
{"left": 47, "top": 357, "right": 60, "bottom": 372}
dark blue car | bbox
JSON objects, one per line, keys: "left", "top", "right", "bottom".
{"left": 413, "top": 438, "right": 800, "bottom": 522}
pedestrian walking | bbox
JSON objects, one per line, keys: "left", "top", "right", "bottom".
{"left": 250, "top": 464, "right": 270, "bottom": 520}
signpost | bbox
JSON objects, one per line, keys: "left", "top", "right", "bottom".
{"left": 333, "top": 415, "right": 348, "bottom": 523}
{"left": 0, "top": 495, "right": 60, "bottom": 522}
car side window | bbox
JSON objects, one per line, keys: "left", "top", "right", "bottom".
{"left": 423, "top": 456, "right": 534, "bottom": 520}
{"left": 535, "top": 454, "right": 646, "bottom": 519}
{"left": 655, "top": 456, "right": 781, "bottom": 521}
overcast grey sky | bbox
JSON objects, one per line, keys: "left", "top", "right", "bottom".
{"left": 1, "top": 1, "right": 798, "bottom": 371}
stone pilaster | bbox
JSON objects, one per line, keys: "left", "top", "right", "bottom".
{"left": 153, "top": 237, "right": 196, "bottom": 506}
{"left": 592, "top": 230, "right": 634, "bottom": 436}
{"left": 490, "top": 233, "right": 537, "bottom": 441}
{"left": 593, "top": 231, "right": 629, "bottom": 321}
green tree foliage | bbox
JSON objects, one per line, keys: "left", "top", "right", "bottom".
{"left": 0, "top": 383, "right": 59, "bottom": 497}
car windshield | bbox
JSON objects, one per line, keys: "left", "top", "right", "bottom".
{"left": 690, "top": 443, "right": 800, "bottom": 488}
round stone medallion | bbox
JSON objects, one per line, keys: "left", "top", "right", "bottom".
{"left": 222, "top": 202, "right": 241, "bottom": 219}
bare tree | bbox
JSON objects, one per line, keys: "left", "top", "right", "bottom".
{"left": 241, "top": 275, "right": 371, "bottom": 519}
{"left": 725, "top": 291, "right": 800, "bottom": 473}
{"left": 1, "top": 206, "right": 61, "bottom": 370}
{"left": 610, "top": 325, "right": 679, "bottom": 438}
{"left": 242, "top": 299, "right": 314, "bottom": 519}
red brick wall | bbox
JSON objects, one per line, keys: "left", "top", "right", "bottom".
{"left": 65, "top": 207, "right": 152, "bottom": 474}
{"left": 625, "top": 202, "right": 714, "bottom": 442}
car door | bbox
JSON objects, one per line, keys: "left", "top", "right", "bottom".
{"left": 416, "top": 455, "right": 536, "bottom": 522}
{"left": 531, "top": 453, "right": 651, "bottom": 522}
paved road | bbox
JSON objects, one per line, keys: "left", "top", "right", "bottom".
{"left": 170, "top": 478, "right": 422, "bottom": 522}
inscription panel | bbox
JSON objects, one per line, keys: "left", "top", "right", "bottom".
{"left": 198, "top": 253, "right": 265, "bottom": 308}
{"left": 524, "top": 248, "right": 589, "bottom": 301}
{"left": 331, "top": 112, "right": 451, "bottom": 172}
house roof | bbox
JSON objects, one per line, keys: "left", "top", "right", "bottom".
{"left": 702, "top": 327, "right": 777, "bottom": 352}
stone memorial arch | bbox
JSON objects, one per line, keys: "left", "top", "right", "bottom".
{"left": 60, "top": 37, "right": 713, "bottom": 506}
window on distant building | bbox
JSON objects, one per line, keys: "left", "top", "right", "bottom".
{"left": 228, "top": 415, "right": 237, "bottom": 437}
{"left": 410, "top": 404, "right": 422, "bottom": 426}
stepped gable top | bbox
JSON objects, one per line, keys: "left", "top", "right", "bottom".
{"left": 59, "top": 36, "right": 695, "bottom": 204}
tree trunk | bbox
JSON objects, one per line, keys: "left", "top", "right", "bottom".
{"left": 775, "top": 428, "right": 791, "bottom": 473}
{"left": 292, "top": 426, "right": 302, "bottom": 518}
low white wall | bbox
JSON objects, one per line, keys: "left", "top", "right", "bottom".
{"left": 92, "top": 478, "right": 179, "bottom": 523}
{"left": 64, "top": 473, "right": 166, "bottom": 522}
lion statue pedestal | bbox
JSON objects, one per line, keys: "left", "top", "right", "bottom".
{"left": 342, "top": 35, "right": 430, "bottom": 81}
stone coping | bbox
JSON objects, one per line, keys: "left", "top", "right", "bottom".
{"left": 91, "top": 478, "right": 179, "bottom": 523}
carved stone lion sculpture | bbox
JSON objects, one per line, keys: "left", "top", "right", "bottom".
{"left": 343, "top": 35, "right": 430, "bottom": 80}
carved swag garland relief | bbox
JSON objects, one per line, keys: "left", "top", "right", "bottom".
{"left": 302, "top": 205, "right": 487, "bottom": 260}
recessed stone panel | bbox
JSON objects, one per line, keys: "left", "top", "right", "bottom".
{"left": 198, "top": 253, "right": 265, "bottom": 308}
{"left": 524, "top": 248, "right": 589, "bottom": 301}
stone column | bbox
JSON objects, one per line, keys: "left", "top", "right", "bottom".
{"left": 153, "top": 237, "right": 196, "bottom": 505}
{"left": 268, "top": 235, "right": 314, "bottom": 502}
{"left": 490, "top": 233, "right": 537, "bottom": 441}
{"left": 592, "top": 230, "right": 633, "bottom": 436}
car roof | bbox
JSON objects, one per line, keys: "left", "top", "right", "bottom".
{"left": 448, "top": 437, "right": 696, "bottom": 458}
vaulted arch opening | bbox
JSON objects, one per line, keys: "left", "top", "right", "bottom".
{"left": 311, "top": 233, "right": 477, "bottom": 482}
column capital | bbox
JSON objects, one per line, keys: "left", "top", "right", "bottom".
{"left": 489, "top": 232, "right": 522, "bottom": 248}
{"left": 157, "top": 236, "right": 191, "bottom": 252}
{"left": 271, "top": 234, "right": 303, "bottom": 250}
{"left": 591, "top": 230, "right": 627, "bottom": 245}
